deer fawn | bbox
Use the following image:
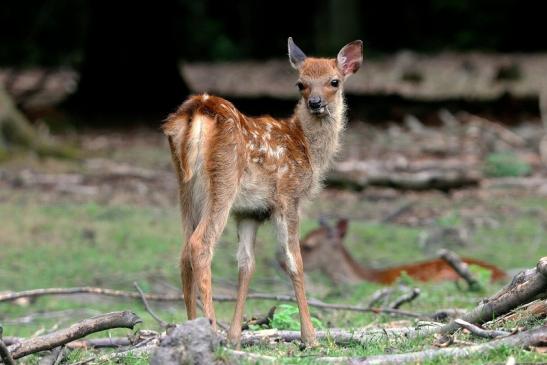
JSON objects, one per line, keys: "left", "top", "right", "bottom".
{"left": 162, "top": 38, "right": 363, "bottom": 347}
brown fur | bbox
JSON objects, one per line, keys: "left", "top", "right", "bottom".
{"left": 297, "top": 219, "right": 507, "bottom": 285}
{"left": 163, "top": 39, "right": 363, "bottom": 347}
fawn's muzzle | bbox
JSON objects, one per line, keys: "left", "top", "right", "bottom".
{"left": 308, "top": 96, "right": 322, "bottom": 111}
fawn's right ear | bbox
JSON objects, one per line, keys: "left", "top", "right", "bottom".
{"left": 288, "top": 37, "right": 306, "bottom": 69}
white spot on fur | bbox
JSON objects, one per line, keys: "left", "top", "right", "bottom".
{"left": 202, "top": 93, "right": 209, "bottom": 101}
{"left": 274, "top": 215, "right": 297, "bottom": 273}
{"left": 236, "top": 219, "right": 258, "bottom": 271}
{"left": 278, "top": 164, "right": 288, "bottom": 177}
{"left": 268, "top": 146, "right": 285, "bottom": 159}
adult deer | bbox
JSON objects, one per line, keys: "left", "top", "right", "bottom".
{"left": 163, "top": 38, "right": 363, "bottom": 347}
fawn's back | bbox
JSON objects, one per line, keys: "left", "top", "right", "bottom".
{"left": 162, "top": 94, "right": 314, "bottom": 221}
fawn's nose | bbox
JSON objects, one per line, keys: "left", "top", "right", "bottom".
{"left": 308, "top": 96, "right": 322, "bottom": 110}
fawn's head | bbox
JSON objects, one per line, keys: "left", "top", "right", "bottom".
{"left": 288, "top": 38, "right": 363, "bottom": 117}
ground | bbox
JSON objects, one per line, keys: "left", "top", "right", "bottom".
{"left": 0, "top": 124, "right": 546, "bottom": 364}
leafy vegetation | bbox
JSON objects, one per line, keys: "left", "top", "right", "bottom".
{"left": 484, "top": 152, "right": 531, "bottom": 177}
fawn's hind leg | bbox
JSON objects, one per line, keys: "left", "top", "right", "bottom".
{"left": 181, "top": 240, "right": 197, "bottom": 320}
{"left": 187, "top": 196, "right": 234, "bottom": 329}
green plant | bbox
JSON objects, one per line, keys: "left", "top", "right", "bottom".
{"left": 484, "top": 152, "right": 531, "bottom": 178}
{"left": 469, "top": 264, "right": 493, "bottom": 289}
{"left": 270, "top": 304, "right": 324, "bottom": 331}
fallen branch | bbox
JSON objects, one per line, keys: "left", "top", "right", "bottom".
{"left": 454, "top": 319, "right": 511, "bottom": 339}
{"left": 0, "top": 287, "right": 425, "bottom": 318}
{"left": 351, "top": 325, "right": 547, "bottom": 365}
{"left": 223, "top": 349, "right": 276, "bottom": 364}
{"left": 133, "top": 282, "right": 169, "bottom": 328}
{"left": 389, "top": 288, "right": 421, "bottom": 309}
{"left": 438, "top": 249, "right": 481, "bottom": 291}
{"left": 367, "top": 288, "right": 394, "bottom": 308}
{"left": 7, "top": 311, "right": 142, "bottom": 359}
{"left": 0, "top": 287, "right": 181, "bottom": 303}
{"left": 67, "top": 337, "right": 132, "bottom": 349}
{"left": 440, "top": 257, "right": 547, "bottom": 335}
{"left": 239, "top": 324, "right": 441, "bottom": 347}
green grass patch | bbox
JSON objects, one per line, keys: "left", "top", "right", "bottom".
{"left": 1, "top": 191, "right": 546, "bottom": 363}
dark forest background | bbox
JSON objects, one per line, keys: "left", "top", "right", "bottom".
{"left": 1, "top": 0, "right": 545, "bottom": 67}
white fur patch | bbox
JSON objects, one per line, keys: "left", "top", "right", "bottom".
{"left": 236, "top": 219, "right": 258, "bottom": 271}
{"left": 274, "top": 215, "right": 297, "bottom": 273}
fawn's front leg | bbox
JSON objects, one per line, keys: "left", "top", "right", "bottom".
{"left": 274, "top": 206, "right": 317, "bottom": 347}
{"left": 227, "top": 218, "right": 259, "bottom": 347}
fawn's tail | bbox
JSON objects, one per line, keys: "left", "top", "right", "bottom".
{"left": 162, "top": 94, "right": 239, "bottom": 182}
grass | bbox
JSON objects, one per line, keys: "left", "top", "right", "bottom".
{"left": 1, "top": 189, "right": 546, "bottom": 364}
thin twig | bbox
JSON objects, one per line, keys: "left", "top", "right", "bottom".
{"left": 389, "top": 288, "right": 421, "bottom": 309}
{"left": 367, "top": 288, "right": 394, "bottom": 308}
{"left": 0, "top": 339, "right": 16, "bottom": 365}
{"left": 52, "top": 346, "right": 65, "bottom": 365}
{"left": 308, "top": 300, "right": 427, "bottom": 319}
{"left": 242, "top": 306, "right": 277, "bottom": 330}
{"left": 438, "top": 249, "right": 481, "bottom": 290}
{"left": 133, "top": 282, "right": 169, "bottom": 328}
{"left": 454, "top": 319, "right": 511, "bottom": 339}
{"left": 0, "top": 287, "right": 426, "bottom": 319}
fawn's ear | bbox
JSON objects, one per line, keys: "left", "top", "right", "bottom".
{"left": 288, "top": 37, "right": 306, "bottom": 69}
{"left": 336, "top": 40, "right": 363, "bottom": 77}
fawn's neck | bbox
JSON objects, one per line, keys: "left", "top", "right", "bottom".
{"left": 294, "top": 92, "right": 346, "bottom": 176}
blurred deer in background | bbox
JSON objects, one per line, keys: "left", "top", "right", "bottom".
{"left": 163, "top": 38, "right": 363, "bottom": 347}
{"left": 294, "top": 218, "right": 506, "bottom": 285}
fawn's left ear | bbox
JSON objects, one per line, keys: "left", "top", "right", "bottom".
{"left": 288, "top": 37, "right": 307, "bottom": 69}
{"left": 337, "top": 40, "right": 363, "bottom": 77}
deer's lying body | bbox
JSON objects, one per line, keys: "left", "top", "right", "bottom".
{"left": 297, "top": 219, "right": 507, "bottom": 285}
{"left": 163, "top": 38, "right": 363, "bottom": 347}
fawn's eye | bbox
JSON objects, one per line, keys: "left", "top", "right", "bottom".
{"left": 330, "top": 79, "right": 340, "bottom": 87}
{"left": 296, "top": 82, "right": 305, "bottom": 91}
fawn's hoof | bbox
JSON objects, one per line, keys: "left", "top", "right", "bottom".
{"left": 226, "top": 333, "right": 242, "bottom": 350}
{"left": 300, "top": 336, "right": 319, "bottom": 350}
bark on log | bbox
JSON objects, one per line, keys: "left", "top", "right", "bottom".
{"left": 7, "top": 311, "right": 142, "bottom": 359}
{"left": 439, "top": 257, "right": 547, "bottom": 335}
{"left": 326, "top": 166, "right": 480, "bottom": 191}
{"left": 0, "top": 87, "right": 77, "bottom": 159}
